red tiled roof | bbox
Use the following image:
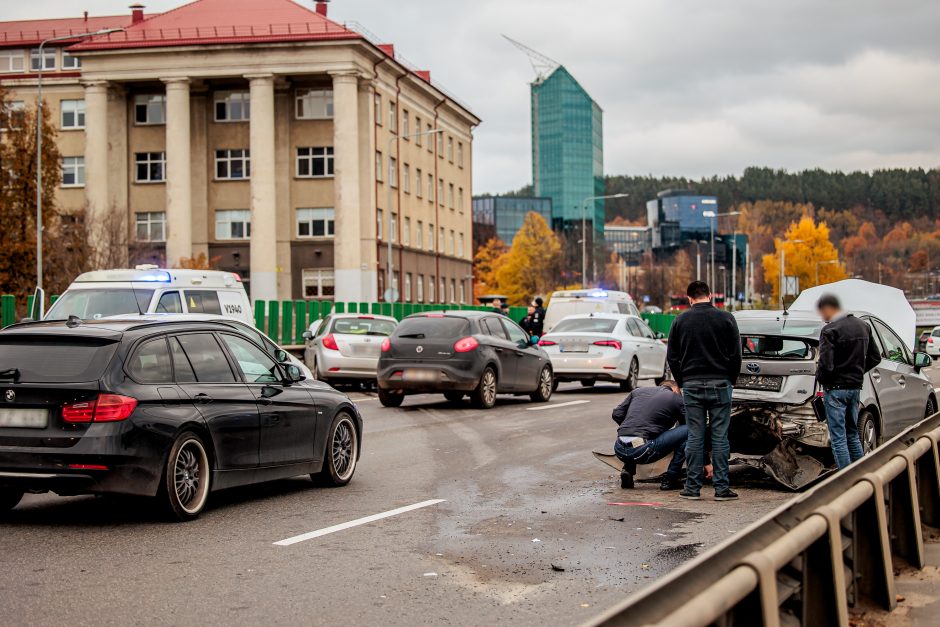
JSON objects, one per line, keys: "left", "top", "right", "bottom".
{"left": 70, "top": 0, "right": 359, "bottom": 51}
{"left": 0, "top": 15, "right": 133, "bottom": 48}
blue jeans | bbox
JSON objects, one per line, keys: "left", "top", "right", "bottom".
{"left": 614, "top": 425, "right": 688, "bottom": 479}
{"left": 824, "top": 389, "right": 864, "bottom": 469}
{"left": 683, "top": 380, "right": 733, "bottom": 494}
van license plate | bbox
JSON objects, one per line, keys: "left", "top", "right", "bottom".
{"left": 0, "top": 408, "right": 48, "bottom": 429}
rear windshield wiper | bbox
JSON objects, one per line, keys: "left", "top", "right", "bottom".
{"left": 398, "top": 333, "right": 426, "bottom": 339}
{"left": 0, "top": 368, "right": 20, "bottom": 382}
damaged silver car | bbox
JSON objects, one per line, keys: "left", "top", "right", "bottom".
{"left": 730, "top": 309, "right": 935, "bottom": 489}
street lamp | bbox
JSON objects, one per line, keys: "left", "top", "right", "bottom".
{"left": 579, "top": 193, "right": 628, "bottom": 288}
{"left": 702, "top": 210, "right": 741, "bottom": 303}
{"left": 35, "top": 27, "right": 123, "bottom": 298}
{"left": 386, "top": 127, "right": 443, "bottom": 303}
{"left": 815, "top": 259, "right": 840, "bottom": 286}
{"left": 779, "top": 238, "right": 805, "bottom": 309}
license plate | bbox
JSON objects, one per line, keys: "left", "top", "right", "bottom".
{"left": 561, "top": 344, "right": 588, "bottom": 353}
{"left": 404, "top": 369, "right": 437, "bottom": 382}
{"left": 0, "top": 408, "right": 48, "bottom": 429}
{"left": 737, "top": 375, "right": 783, "bottom": 392}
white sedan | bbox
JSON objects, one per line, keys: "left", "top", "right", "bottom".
{"left": 538, "top": 313, "right": 667, "bottom": 390}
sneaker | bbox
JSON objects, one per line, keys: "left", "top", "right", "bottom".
{"left": 620, "top": 470, "right": 635, "bottom": 489}
{"left": 714, "top": 489, "right": 739, "bottom": 501}
{"left": 660, "top": 476, "right": 684, "bottom": 491}
{"left": 678, "top": 489, "right": 701, "bottom": 500}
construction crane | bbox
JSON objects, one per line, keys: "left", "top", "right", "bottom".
{"left": 502, "top": 35, "right": 560, "bottom": 80}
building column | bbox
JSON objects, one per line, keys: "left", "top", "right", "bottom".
{"left": 357, "top": 78, "right": 378, "bottom": 301}
{"left": 162, "top": 78, "right": 192, "bottom": 266}
{"left": 83, "top": 80, "right": 110, "bottom": 230}
{"left": 246, "top": 74, "right": 278, "bottom": 302}
{"left": 331, "top": 71, "right": 365, "bottom": 301}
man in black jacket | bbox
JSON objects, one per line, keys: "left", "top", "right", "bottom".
{"left": 667, "top": 281, "right": 741, "bottom": 501}
{"left": 816, "top": 294, "right": 883, "bottom": 469}
{"left": 611, "top": 381, "right": 688, "bottom": 490}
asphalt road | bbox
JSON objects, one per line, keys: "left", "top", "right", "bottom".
{"left": 0, "top": 382, "right": 804, "bottom": 626}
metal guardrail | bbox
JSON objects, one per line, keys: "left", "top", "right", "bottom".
{"left": 585, "top": 410, "right": 940, "bottom": 627}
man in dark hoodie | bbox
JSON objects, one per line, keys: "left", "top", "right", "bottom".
{"left": 667, "top": 281, "right": 741, "bottom": 501}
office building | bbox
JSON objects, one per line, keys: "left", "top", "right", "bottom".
{"left": 471, "top": 195, "right": 552, "bottom": 250}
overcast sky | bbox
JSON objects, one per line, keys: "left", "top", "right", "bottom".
{"left": 12, "top": 0, "right": 940, "bottom": 194}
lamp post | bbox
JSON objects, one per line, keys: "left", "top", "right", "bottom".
{"left": 702, "top": 210, "right": 740, "bottom": 303}
{"left": 779, "top": 238, "right": 805, "bottom": 309}
{"left": 579, "top": 193, "right": 628, "bottom": 288}
{"left": 35, "top": 28, "right": 123, "bottom": 296}
{"left": 815, "top": 259, "right": 840, "bottom": 286}
{"left": 694, "top": 239, "right": 708, "bottom": 281}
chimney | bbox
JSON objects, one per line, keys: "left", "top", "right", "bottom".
{"left": 315, "top": 1, "right": 329, "bottom": 17}
{"left": 129, "top": 4, "right": 145, "bottom": 25}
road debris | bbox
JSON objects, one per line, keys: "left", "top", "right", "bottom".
{"left": 551, "top": 564, "right": 565, "bottom": 572}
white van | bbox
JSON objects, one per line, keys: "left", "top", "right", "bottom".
{"left": 44, "top": 266, "right": 253, "bottom": 324}
{"left": 543, "top": 289, "right": 642, "bottom": 333}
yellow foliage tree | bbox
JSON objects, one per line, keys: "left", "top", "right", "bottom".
{"left": 762, "top": 216, "right": 847, "bottom": 304}
{"left": 472, "top": 237, "right": 509, "bottom": 301}
{"left": 495, "top": 212, "right": 563, "bottom": 306}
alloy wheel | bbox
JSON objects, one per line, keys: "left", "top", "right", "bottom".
{"left": 482, "top": 370, "right": 497, "bottom": 406}
{"left": 174, "top": 439, "right": 209, "bottom": 515}
{"left": 628, "top": 360, "right": 639, "bottom": 388}
{"left": 539, "top": 368, "right": 552, "bottom": 398}
{"left": 861, "top": 414, "right": 877, "bottom": 454}
{"left": 332, "top": 416, "right": 357, "bottom": 481}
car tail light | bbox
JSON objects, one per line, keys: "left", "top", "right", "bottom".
{"left": 68, "top": 464, "right": 109, "bottom": 471}
{"left": 63, "top": 394, "right": 137, "bottom": 423}
{"left": 538, "top": 339, "right": 557, "bottom": 346}
{"left": 381, "top": 337, "right": 391, "bottom": 352}
{"left": 454, "top": 337, "right": 479, "bottom": 353}
{"left": 593, "top": 340, "right": 622, "bottom": 350}
{"left": 322, "top": 333, "right": 339, "bottom": 351}
{"left": 930, "top": 338, "right": 935, "bottom": 345}
{"left": 358, "top": 315, "right": 375, "bottom": 320}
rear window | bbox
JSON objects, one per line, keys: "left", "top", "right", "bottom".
{"left": 932, "top": 329, "right": 940, "bottom": 337}
{"left": 551, "top": 318, "right": 618, "bottom": 334}
{"left": 45, "top": 289, "right": 154, "bottom": 320}
{"left": 742, "top": 335, "right": 813, "bottom": 360}
{"left": 0, "top": 336, "right": 118, "bottom": 382}
{"left": 395, "top": 316, "right": 470, "bottom": 339}
{"left": 331, "top": 318, "right": 396, "bottom": 336}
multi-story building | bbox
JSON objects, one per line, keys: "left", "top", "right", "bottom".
{"left": 646, "top": 189, "right": 718, "bottom": 249}
{"left": 470, "top": 195, "right": 552, "bottom": 250}
{"left": 0, "top": 0, "right": 479, "bottom": 303}
{"left": 604, "top": 224, "right": 651, "bottom": 263}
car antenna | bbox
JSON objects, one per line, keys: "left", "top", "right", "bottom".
{"left": 129, "top": 280, "right": 145, "bottom": 316}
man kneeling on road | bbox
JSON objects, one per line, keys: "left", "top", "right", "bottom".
{"left": 612, "top": 381, "right": 688, "bottom": 490}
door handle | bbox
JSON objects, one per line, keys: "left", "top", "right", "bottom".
{"left": 897, "top": 376, "right": 906, "bottom": 387}
{"left": 193, "top": 393, "right": 213, "bottom": 405}
{"left": 258, "top": 397, "right": 273, "bottom": 406}
{"left": 871, "top": 372, "right": 881, "bottom": 382}
{"left": 494, "top": 348, "right": 503, "bottom": 353}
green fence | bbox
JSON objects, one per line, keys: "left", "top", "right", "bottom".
{"left": 641, "top": 312, "right": 677, "bottom": 337}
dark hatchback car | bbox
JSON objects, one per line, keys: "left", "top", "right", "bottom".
{"left": 0, "top": 319, "right": 361, "bottom": 520}
{"left": 376, "top": 311, "right": 554, "bottom": 409}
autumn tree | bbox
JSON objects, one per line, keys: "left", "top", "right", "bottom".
{"left": 472, "top": 236, "right": 509, "bottom": 300}
{"left": 762, "top": 216, "right": 847, "bottom": 304}
{"left": 495, "top": 212, "right": 563, "bottom": 305}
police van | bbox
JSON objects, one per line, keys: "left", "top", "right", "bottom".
{"left": 543, "top": 289, "right": 642, "bottom": 333}
{"left": 44, "top": 266, "right": 253, "bottom": 325}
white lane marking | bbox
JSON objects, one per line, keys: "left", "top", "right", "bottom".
{"left": 273, "top": 499, "right": 446, "bottom": 546}
{"left": 526, "top": 399, "right": 591, "bottom": 411}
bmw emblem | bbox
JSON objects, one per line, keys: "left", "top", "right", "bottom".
{"left": 416, "top": 346, "right": 424, "bottom": 353}
{"left": 5, "top": 390, "right": 14, "bottom": 402}
{"left": 746, "top": 363, "right": 761, "bottom": 374}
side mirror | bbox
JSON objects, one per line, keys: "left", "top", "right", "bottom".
{"left": 302, "top": 331, "right": 313, "bottom": 341}
{"left": 283, "top": 363, "right": 306, "bottom": 383}
{"left": 655, "top": 332, "right": 665, "bottom": 340}
{"left": 274, "top": 348, "right": 290, "bottom": 363}
{"left": 914, "top": 351, "right": 932, "bottom": 371}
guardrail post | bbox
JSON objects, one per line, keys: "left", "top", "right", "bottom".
{"left": 889, "top": 452, "right": 925, "bottom": 568}
{"left": 254, "top": 301, "right": 265, "bottom": 330}
{"left": 856, "top": 475, "right": 897, "bottom": 610}
{"left": 804, "top": 507, "right": 849, "bottom": 627}
{"left": 294, "top": 301, "right": 306, "bottom": 344}
{"left": 737, "top": 553, "right": 779, "bottom": 627}
{"left": 281, "top": 301, "right": 292, "bottom": 345}
{"left": 917, "top": 432, "right": 940, "bottom": 527}
{"left": 267, "top": 301, "right": 278, "bottom": 340}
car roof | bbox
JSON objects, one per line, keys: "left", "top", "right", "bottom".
{"left": 554, "top": 313, "right": 633, "bottom": 320}
{"left": 1, "top": 317, "right": 251, "bottom": 338}
{"left": 328, "top": 313, "right": 398, "bottom": 322}
{"left": 734, "top": 310, "right": 823, "bottom": 339}
{"left": 550, "top": 289, "right": 633, "bottom": 301}
{"left": 70, "top": 267, "right": 243, "bottom": 289}
{"left": 403, "top": 310, "right": 489, "bottom": 319}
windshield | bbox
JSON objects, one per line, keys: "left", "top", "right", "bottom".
{"left": 395, "top": 317, "right": 469, "bottom": 339}
{"left": 331, "top": 318, "right": 397, "bottom": 336}
{"left": 0, "top": 336, "right": 119, "bottom": 382}
{"left": 551, "top": 318, "right": 618, "bottom": 334}
{"left": 46, "top": 289, "right": 153, "bottom": 321}
{"left": 742, "top": 335, "right": 813, "bottom": 360}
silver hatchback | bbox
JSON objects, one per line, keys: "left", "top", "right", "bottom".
{"left": 304, "top": 314, "right": 398, "bottom": 383}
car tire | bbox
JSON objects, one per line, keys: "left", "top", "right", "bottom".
{"left": 551, "top": 377, "right": 559, "bottom": 393}
{"left": 654, "top": 366, "right": 667, "bottom": 386}
{"left": 580, "top": 379, "right": 595, "bottom": 388}
{"left": 378, "top": 388, "right": 404, "bottom": 408}
{"left": 927, "top": 396, "right": 937, "bottom": 418}
{"left": 858, "top": 410, "right": 878, "bottom": 456}
{"left": 159, "top": 431, "right": 211, "bottom": 522}
{"left": 530, "top": 366, "right": 554, "bottom": 402}
{"left": 312, "top": 412, "right": 358, "bottom": 487}
{"left": 471, "top": 367, "right": 498, "bottom": 409}
{"left": 444, "top": 391, "right": 464, "bottom": 402}
{"left": 0, "top": 488, "right": 23, "bottom": 512}
{"left": 620, "top": 358, "right": 639, "bottom": 392}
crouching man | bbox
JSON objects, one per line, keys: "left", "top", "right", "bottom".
{"left": 612, "top": 381, "right": 688, "bottom": 490}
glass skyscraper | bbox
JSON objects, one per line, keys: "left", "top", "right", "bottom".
{"left": 531, "top": 66, "right": 604, "bottom": 237}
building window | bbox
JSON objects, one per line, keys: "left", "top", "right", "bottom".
{"left": 438, "top": 179, "right": 445, "bottom": 206}
{"left": 215, "top": 209, "right": 251, "bottom": 240}
{"left": 440, "top": 278, "right": 446, "bottom": 303}
{"left": 295, "top": 88, "right": 333, "bottom": 119}
{"left": 214, "top": 91, "right": 250, "bottom": 122}
{"left": 447, "top": 136, "right": 454, "bottom": 162}
{"left": 415, "top": 116, "right": 422, "bottom": 146}
{"left": 30, "top": 48, "right": 55, "bottom": 71}
{"left": 416, "top": 220, "right": 423, "bottom": 249}
{"left": 136, "top": 211, "right": 166, "bottom": 242}
{"left": 389, "top": 101, "right": 398, "bottom": 133}
{"left": 415, "top": 168, "right": 423, "bottom": 198}
{"left": 377, "top": 209, "right": 383, "bottom": 240}
{"left": 60, "top": 99, "right": 85, "bottom": 129}
{"left": 428, "top": 223, "right": 435, "bottom": 252}
{"left": 0, "top": 49, "right": 24, "bottom": 73}
{"left": 450, "top": 279, "right": 456, "bottom": 304}
{"left": 459, "top": 280, "right": 465, "bottom": 304}
{"left": 458, "top": 187, "right": 465, "bottom": 212}
{"left": 426, "top": 123, "right": 433, "bottom": 152}
{"left": 458, "top": 233, "right": 465, "bottom": 258}
{"left": 62, "top": 51, "right": 81, "bottom": 70}
{"left": 439, "top": 227, "right": 445, "bottom": 253}
{"left": 2, "top": 101, "right": 25, "bottom": 131}
{"left": 375, "top": 151, "right": 383, "bottom": 182}
{"left": 429, "top": 275, "right": 436, "bottom": 302}
{"left": 134, "top": 95, "right": 166, "bottom": 125}
{"left": 135, "top": 152, "right": 166, "bottom": 183}
{"left": 437, "top": 132, "right": 444, "bottom": 157}
{"left": 215, "top": 149, "right": 250, "bottom": 180}
{"left": 302, "top": 269, "right": 335, "bottom": 300}
{"left": 417, "top": 274, "right": 424, "bottom": 303}
{"left": 374, "top": 93, "right": 382, "bottom": 126}
{"left": 457, "top": 141, "right": 464, "bottom": 167}
{"left": 449, "top": 230, "right": 455, "bottom": 255}
{"left": 61, "top": 156, "right": 84, "bottom": 187}
{"left": 404, "top": 273, "right": 412, "bottom": 302}
{"left": 390, "top": 213, "right": 398, "bottom": 243}
{"left": 448, "top": 183, "right": 455, "bottom": 209}
{"left": 402, "top": 163, "right": 410, "bottom": 193}
{"left": 297, "top": 208, "right": 335, "bottom": 238}
{"left": 403, "top": 217, "right": 411, "bottom": 246}
{"left": 427, "top": 173, "right": 434, "bottom": 202}
{"left": 402, "top": 109, "right": 410, "bottom": 137}
{"left": 392, "top": 271, "right": 399, "bottom": 298}
{"left": 296, "top": 146, "right": 334, "bottom": 177}
{"left": 389, "top": 157, "right": 398, "bottom": 188}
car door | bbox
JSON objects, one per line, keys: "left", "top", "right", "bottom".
{"left": 218, "top": 332, "right": 318, "bottom": 465}
{"left": 636, "top": 318, "right": 667, "bottom": 376}
{"left": 501, "top": 317, "right": 543, "bottom": 391}
{"left": 870, "top": 318, "right": 927, "bottom": 431}
{"left": 623, "top": 318, "right": 651, "bottom": 375}
{"left": 172, "top": 333, "right": 260, "bottom": 469}
{"left": 479, "top": 317, "right": 518, "bottom": 390}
